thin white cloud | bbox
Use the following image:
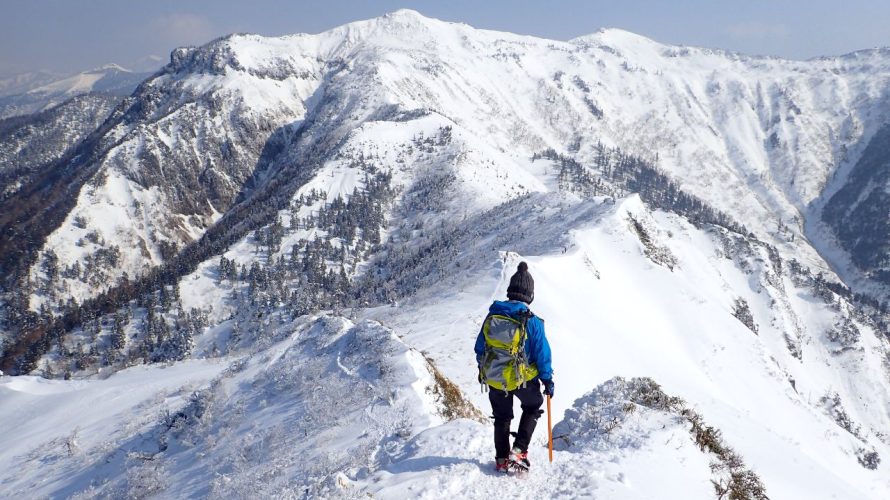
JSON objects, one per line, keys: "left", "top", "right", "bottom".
{"left": 148, "top": 13, "right": 216, "bottom": 47}
{"left": 128, "top": 54, "right": 166, "bottom": 72}
{"left": 726, "top": 22, "right": 789, "bottom": 40}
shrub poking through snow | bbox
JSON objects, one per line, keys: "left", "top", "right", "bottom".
{"left": 421, "top": 353, "right": 486, "bottom": 422}
{"left": 856, "top": 448, "right": 881, "bottom": 470}
{"left": 783, "top": 333, "right": 803, "bottom": 361}
{"left": 825, "top": 316, "right": 861, "bottom": 352}
{"left": 820, "top": 392, "right": 862, "bottom": 439}
{"left": 554, "top": 377, "right": 769, "bottom": 500}
{"left": 732, "top": 298, "right": 759, "bottom": 335}
{"left": 627, "top": 215, "right": 679, "bottom": 271}
{"left": 820, "top": 393, "right": 884, "bottom": 470}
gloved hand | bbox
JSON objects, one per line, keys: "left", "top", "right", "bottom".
{"left": 541, "top": 378, "right": 554, "bottom": 398}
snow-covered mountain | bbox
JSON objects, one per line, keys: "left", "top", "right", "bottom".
{"left": 0, "top": 70, "right": 66, "bottom": 97}
{"left": 2, "top": 9, "right": 888, "bottom": 313}
{"left": 0, "top": 64, "right": 151, "bottom": 119}
{"left": 0, "top": 93, "right": 122, "bottom": 198}
{"left": 1, "top": 10, "right": 889, "bottom": 499}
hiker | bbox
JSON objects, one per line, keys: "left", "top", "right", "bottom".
{"left": 475, "top": 261, "right": 554, "bottom": 473}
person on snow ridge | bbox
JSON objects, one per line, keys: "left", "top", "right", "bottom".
{"left": 475, "top": 261, "right": 554, "bottom": 473}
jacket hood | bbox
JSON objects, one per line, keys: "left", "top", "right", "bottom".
{"left": 488, "top": 300, "right": 530, "bottom": 317}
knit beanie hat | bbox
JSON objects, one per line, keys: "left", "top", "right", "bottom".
{"left": 506, "top": 262, "right": 534, "bottom": 304}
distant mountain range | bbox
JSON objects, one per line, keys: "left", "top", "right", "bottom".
{"left": 0, "top": 69, "right": 66, "bottom": 97}
{"left": 0, "top": 64, "right": 154, "bottom": 119}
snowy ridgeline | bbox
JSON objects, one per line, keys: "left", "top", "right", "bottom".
{"left": 2, "top": 192, "right": 889, "bottom": 498}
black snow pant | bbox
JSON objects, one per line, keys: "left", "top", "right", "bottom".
{"left": 488, "top": 378, "right": 544, "bottom": 459}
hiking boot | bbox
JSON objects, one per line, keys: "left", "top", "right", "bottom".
{"left": 495, "top": 457, "right": 510, "bottom": 473}
{"left": 510, "top": 446, "right": 530, "bottom": 469}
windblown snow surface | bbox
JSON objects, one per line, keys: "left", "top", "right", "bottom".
{"left": 3, "top": 10, "right": 890, "bottom": 500}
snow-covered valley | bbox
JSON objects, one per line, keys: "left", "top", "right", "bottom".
{"left": 1, "top": 9, "right": 890, "bottom": 499}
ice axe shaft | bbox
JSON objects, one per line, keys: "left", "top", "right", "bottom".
{"left": 547, "top": 394, "right": 553, "bottom": 463}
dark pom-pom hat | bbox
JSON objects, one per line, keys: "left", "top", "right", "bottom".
{"left": 507, "top": 261, "right": 534, "bottom": 304}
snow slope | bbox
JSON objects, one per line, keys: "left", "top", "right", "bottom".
{"left": 0, "top": 316, "right": 474, "bottom": 498}
{"left": 0, "top": 359, "right": 227, "bottom": 496}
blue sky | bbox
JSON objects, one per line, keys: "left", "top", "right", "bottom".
{"left": 2, "top": 0, "right": 889, "bottom": 76}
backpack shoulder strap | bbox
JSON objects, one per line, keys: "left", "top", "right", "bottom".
{"left": 517, "top": 308, "right": 535, "bottom": 326}
{"left": 522, "top": 308, "right": 543, "bottom": 324}
{"left": 514, "top": 309, "right": 533, "bottom": 346}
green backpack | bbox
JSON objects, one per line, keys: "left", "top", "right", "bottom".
{"left": 479, "top": 311, "right": 539, "bottom": 392}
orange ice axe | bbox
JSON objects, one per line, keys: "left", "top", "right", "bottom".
{"left": 547, "top": 394, "right": 553, "bottom": 463}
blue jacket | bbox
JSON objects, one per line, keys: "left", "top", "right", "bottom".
{"left": 474, "top": 300, "right": 553, "bottom": 381}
